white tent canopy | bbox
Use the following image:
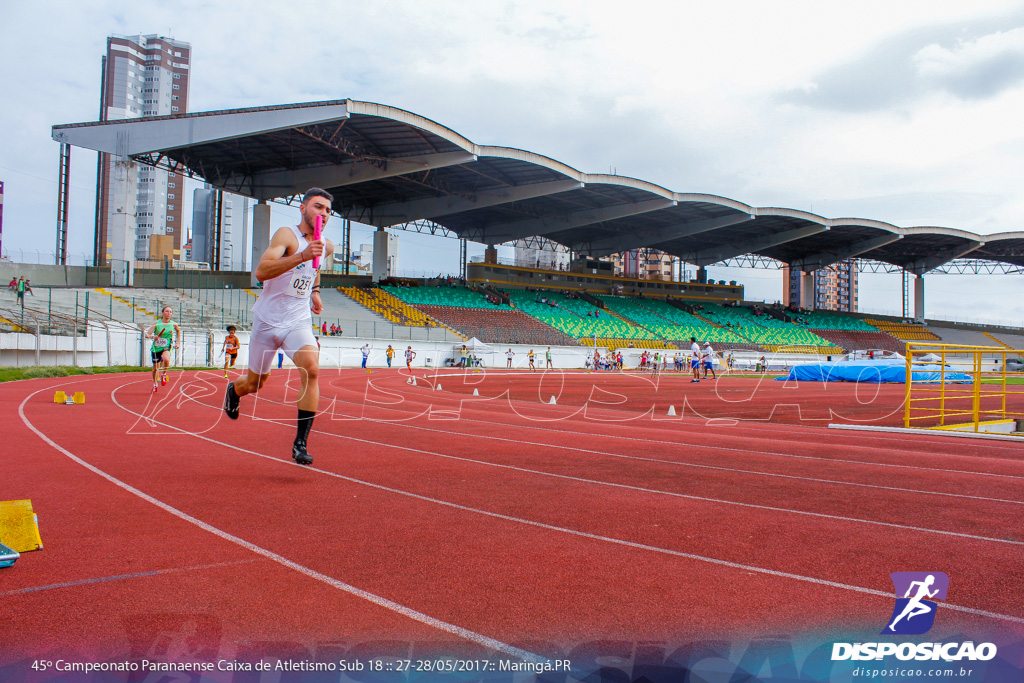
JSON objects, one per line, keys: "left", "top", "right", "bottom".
{"left": 454, "top": 338, "right": 493, "bottom": 353}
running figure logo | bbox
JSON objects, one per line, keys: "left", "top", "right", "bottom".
{"left": 882, "top": 572, "right": 949, "bottom": 635}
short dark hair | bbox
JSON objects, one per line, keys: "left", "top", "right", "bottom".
{"left": 227, "top": 325, "right": 236, "bottom": 332}
{"left": 302, "top": 187, "right": 334, "bottom": 204}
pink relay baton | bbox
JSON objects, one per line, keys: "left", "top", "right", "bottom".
{"left": 313, "top": 215, "right": 323, "bottom": 270}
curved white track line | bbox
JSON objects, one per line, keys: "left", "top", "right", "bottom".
{"left": 18, "top": 386, "right": 545, "bottom": 663}
{"left": 98, "top": 379, "right": 1024, "bottom": 628}
{"left": 177, "top": 384, "right": 1024, "bottom": 546}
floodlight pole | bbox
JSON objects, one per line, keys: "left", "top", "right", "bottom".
{"left": 342, "top": 217, "right": 351, "bottom": 275}
{"left": 55, "top": 142, "right": 71, "bottom": 265}
{"left": 902, "top": 270, "right": 910, "bottom": 318}
{"left": 460, "top": 238, "right": 467, "bottom": 279}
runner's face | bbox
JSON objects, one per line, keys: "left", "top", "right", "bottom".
{"left": 162, "top": 307, "right": 172, "bottom": 321}
{"left": 302, "top": 196, "right": 332, "bottom": 230}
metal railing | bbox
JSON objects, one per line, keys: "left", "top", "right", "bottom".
{"left": 904, "top": 342, "right": 1024, "bottom": 432}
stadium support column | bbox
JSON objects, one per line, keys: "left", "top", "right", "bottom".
{"left": 250, "top": 201, "right": 271, "bottom": 287}
{"left": 372, "top": 227, "right": 393, "bottom": 283}
{"left": 800, "top": 271, "right": 815, "bottom": 309}
{"left": 914, "top": 274, "right": 925, "bottom": 321}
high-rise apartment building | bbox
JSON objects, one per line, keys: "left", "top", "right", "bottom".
{"left": 95, "top": 34, "right": 190, "bottom": 266}
{"left": 611, "top": 249, "right": 677, "bottom": 280}
{"left": 191, "top": 185, "right": 250, "bottom": 271}
{"left": 783, "top": 260, "right": 859, "bottom": 312}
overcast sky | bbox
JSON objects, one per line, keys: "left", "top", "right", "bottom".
{"left": 2, "top": 0, "right": 1023, "bottom": 325}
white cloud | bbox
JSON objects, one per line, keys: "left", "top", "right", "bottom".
{"left": 914, "top": 27, "right": 1024, "bottom": 92}
{"left": 2, "top": 0, "right": 1024, "bottom": 324}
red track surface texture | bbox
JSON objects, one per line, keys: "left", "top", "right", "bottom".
{"left": 2, "top": 368, "right": 1023, "bottom": 667}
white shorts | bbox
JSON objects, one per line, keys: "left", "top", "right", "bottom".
{"left": 247, "top": 317, "right": 318, "bottom": 375}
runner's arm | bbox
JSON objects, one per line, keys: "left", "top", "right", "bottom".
{"left": 254, "top": 227, "right": 318, "bottom": 282}
{"left": 309, "top": 239, "right": 334, "bottom": 315}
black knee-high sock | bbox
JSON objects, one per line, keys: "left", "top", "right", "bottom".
{"left": 296, "top": 409, "right": 315, "bottom": 445}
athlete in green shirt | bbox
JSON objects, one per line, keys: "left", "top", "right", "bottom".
{"left": 145, "top": 306, "right": 181, "bottom": 393}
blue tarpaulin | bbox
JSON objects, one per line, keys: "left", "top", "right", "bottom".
{"left": 776, "top": 360, "right": 973, "bottom": 383}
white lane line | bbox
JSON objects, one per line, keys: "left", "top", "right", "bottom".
{"left": 1, "top": 559, "right": 260, "bottom": 597}
{"left": 394, "top": 371, "right": 1024, "bottom": 455}
{"left": 284, "top": 377, "right": 1024, "bottom": 506}
{"left": 353, "top": 405, "right": 1024, "bottom": 506}
{"left": 195, "top": 390, "right": 1024, "bottom": 546}
{"left": 19, "top": 386, "right": 545, "bottom": 664}
{"left": 101, "top": 380, "right": 1024, "bottom": 628}
{"left": 347, "top": 374, "right": 1024, "bottom": 480}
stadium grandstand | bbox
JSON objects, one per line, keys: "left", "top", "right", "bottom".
{"left": 5, "top": 98, "right": 1018, "bottom": 371}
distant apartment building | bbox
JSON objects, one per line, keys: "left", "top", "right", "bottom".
{"left": 783, "top": 260, "right": 859, "bottom": 312}
{"left": 190, "top": 186, "right": 250, "bottom": 271}
{"left": 611, "top": 249, "right": 677, "bottom": 280}
{"left": 94, "top": 34, "right": 190, "bottom": 265}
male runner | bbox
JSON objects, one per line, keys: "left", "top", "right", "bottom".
{"left": 386, "top": 344, "right": 395, "bottom": 368}
{"left": 146, "top": 306, "right": 181, "bottom": 393}
{"left": 223, "top": 188, "right": 334, "bottom": 466}
{"left": 545, "top": 347, "right": 553, "bottom": 369}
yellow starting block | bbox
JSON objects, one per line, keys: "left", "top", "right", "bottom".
{"left": 0, "top": 499, "right": 43, "bottom": 553}
{"left": 73, "top": 391, "right": 85, "bottom": 404}
{"left": 53, "top": 391, "right": 66, "bottom": 403}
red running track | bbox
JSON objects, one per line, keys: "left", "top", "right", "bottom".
{"left": 2, "top": 368, "right": 1023, "bottom": 667}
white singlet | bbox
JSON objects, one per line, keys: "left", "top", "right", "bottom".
{"left": 247, "top": 224, "right": 321, "bottom": 375}
{"left": 252, "top": 224, "right": 320, "bottom": 328}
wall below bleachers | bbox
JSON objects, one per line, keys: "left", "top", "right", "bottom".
{"left": 1, "top": 262, "right": 92, "bottom": 287}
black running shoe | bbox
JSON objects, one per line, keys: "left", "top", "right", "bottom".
{"left": 224, "top": 383, "right": 240, "bottom": 420}
{"left": 292, "top": 441, "right": 313, "bottom": 466}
